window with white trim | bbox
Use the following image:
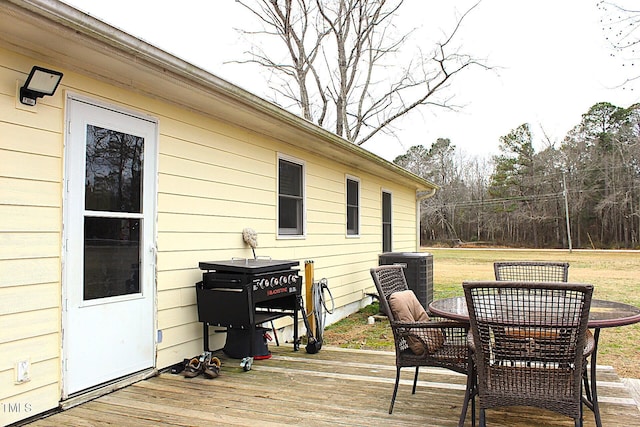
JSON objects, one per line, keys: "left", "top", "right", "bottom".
{"left": 346, "top": 177, "right": 360, "bottom": 236}
{"left": 278, "top": 156, "right": 304, "bottom": 236}
{"left": 382, "top": 191, "right": 392, "bottom": 252}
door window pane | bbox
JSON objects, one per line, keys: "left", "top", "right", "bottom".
{"left": 85, "top": 125, "right": 144, "bottom": 213}
{"left": 84, "top": 217, "right": 141, "bottom": 300}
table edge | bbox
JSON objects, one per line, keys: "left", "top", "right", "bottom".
{"left": 428, "top": 297, "right": 640, "bottom": 329}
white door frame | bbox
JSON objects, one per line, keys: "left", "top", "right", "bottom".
{"left": 61, "top": 94, "right": 158, "bottom": 398}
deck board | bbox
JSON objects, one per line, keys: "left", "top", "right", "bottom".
{"left": 28, "top": 345, "right": 640, "bottom": 426}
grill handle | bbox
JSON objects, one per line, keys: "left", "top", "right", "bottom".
{"left": 204, "top": 278, "right": 242, "bottom": 284}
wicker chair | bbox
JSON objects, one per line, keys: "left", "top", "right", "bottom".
{"left": 462, "top": 281, "right": 594, "bottom": 427}
{"left": 494, "top": 261, "right": 569, "bottom": 282}
{"left": 494, "top": 260, "right": 595, "bottom": 396}
{"left": 370, "top": 265, "right": 472, "bottom": 417}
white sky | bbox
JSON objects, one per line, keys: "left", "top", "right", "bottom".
{"left": 61, "top": 0, "right": 639, "bottom": 161}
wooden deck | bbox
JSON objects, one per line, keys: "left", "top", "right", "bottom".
{"left": 29, "top": 345, "right": 640, "bottom": 426}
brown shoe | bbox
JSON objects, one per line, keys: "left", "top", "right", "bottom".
{"left": 183, "top": 357, "right": 202, "bottom": 378}
{"left": 203, "top": 357, "right": 221, "bottom": 379}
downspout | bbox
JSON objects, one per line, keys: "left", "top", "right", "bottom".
{"left": 416, "top": 188, "right": 438, "bottom": 251}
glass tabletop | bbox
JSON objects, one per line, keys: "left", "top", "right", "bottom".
{"left": 429, "top": 297, "right": 640, "bottom": 329}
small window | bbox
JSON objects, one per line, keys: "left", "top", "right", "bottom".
{"left": 346, "top": 177, "right": 360, "bottom": 236}
{"left": 382, "top": 191, "right": 392, "bottom": 252}
{"left": 278, "top": 157, "right": 304, "bottom": 236}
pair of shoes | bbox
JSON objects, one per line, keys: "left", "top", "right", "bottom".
{"left": 183, "top": 357, "right": 203, "bottom": 378}
{"left": 203, "top": 357, "right": 221, "bottom": 379}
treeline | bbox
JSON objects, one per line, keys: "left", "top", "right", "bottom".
{"left": 394, "top": 102, "right": 640, "bottom": 249}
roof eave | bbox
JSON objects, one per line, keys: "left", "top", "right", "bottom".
{"left": 3, "top": 0, "right": 437, "bottom": 192}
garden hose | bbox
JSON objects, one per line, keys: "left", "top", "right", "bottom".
{"left": 311, "top": 278, "right": 334, "bottom": 343}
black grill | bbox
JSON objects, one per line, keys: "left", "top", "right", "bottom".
{"left": 196, "top": 259, "right": 301, "bottom": 357}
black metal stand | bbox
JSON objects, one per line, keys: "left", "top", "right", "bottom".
{"left": 202, "top": 308, "right": 297, "bottom": 354}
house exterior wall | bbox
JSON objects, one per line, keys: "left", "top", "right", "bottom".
{"left": 1, "top": 50, "right": 66, "bottom": 423}
{"left": 153, "top": 92, "right": 419, "bottom": 368}
{"left": 1, "top": 47, "right": 419, "bottom": 424}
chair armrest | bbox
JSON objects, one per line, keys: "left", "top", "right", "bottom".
{"left": 426, "top": 312, "right": 462, "bottom": 323}
{"left": 391, "top": 320, "right": 469, "bottom": 332}
{"left": 391, "top": 321, "right": 469, "bottom": 349}
{"left": 390, "top": 320, "right": 469, "bottom": 371}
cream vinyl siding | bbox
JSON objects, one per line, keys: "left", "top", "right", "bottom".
{"left": 154, "top": 114, "right": 419, "bottom": 366}
{"left": 0, "top": 53, "right": 64, "bottom": 423}
{"left": 391, "top": 189, "right": 419, "bottom": 248}
{"left": 156, "top": 116, "right": 282, "bottom": 365}
{"left": 1, "top": 40, "right": 423, "bottom": 423}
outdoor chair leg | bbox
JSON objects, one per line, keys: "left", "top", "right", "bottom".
{"left": 472, "top": 394, "right": 476, "bottom": 427}
{"left": 389, "top": 367, "right": 401, "bottom": 414}
{"left": 412, "top": 366, "right": 419, "bottom": 394}
{"left": 583, "top": 369, "right": 592, "bottom": 402}
{"left": 479, "top": 409, "right": 486, "bottom": 427}
{"left": 459, "top": 357, "right": 476, "bottom": 427}
{"left": 576, "top": 393, "right": 584, "bottom": 427}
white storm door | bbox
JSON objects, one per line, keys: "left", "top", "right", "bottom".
{"left": 63, "top": 98, "right": 157, "bottom": 397}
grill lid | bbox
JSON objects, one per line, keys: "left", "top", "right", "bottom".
{"left": 199, "top": 258, "right": 299, "bottom": 274}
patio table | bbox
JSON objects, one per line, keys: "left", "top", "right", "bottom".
{"left": 429, "top": 296, "right": 640, "bottom": 427}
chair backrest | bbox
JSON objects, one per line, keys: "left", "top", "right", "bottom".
{"left": 463, "top": 281, "right": 593, "bottom": 417}
{"left": 370, "top": 265, "right": 409, "bottom": 322}
{"left": 494, "top": 261, "right": 569, "bottom": 282}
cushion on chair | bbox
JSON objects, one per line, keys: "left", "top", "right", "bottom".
{"left": 584, "top": 329, "right": 595, "bottom": 356}
{"left": 388, "top": 290, "right": 445, "bottom": 355}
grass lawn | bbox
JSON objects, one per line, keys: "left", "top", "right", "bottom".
{"left": 323, "top": 248, "right": 640, "bottom": 378}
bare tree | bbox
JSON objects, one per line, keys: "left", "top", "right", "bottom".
{"left": 234, "top": 0, "right": 487, "bottom": 145}
{"left": 598, "top": 1, "right": 640, "bottom": 85}
{"left": 394, "top": 101, "right": 640, "bottom": 249}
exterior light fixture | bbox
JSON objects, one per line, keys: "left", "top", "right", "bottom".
{"left": 20, "top": 66, "right": 63, "bottom": 106}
